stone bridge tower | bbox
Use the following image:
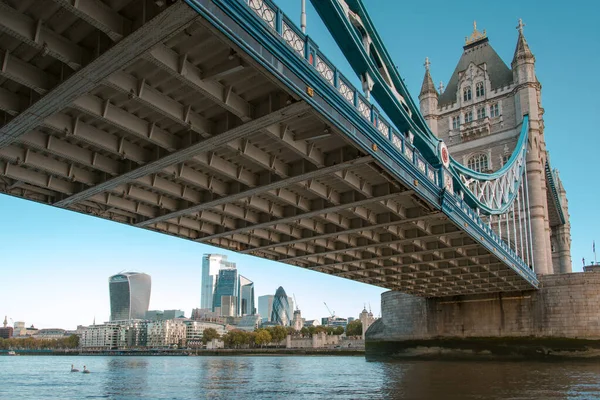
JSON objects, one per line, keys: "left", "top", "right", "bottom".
{"left": 419, "top": 20, "right": 571, "bottom": 274}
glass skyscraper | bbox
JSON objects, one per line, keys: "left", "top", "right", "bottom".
{"left": 201, "top": 254, "right": 235, "bottom": 310}
{"left": 258, "top": 295, "right": 274, "bottom": 323}
{"left": 109, "top": 272, "right": 151, "bottom": 321}
{"left": 259, "top": 292, "right": 293, "bottom": 323}
{"left": 271, "top": 286, "right": 291, "bottom": 326}
{"left": 212, "top": 267, "right": 239, "bottom": 315}
{"left": 239, "top": 275, "right": 255, "bottom": 316}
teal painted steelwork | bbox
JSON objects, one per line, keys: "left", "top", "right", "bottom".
{"left": 450, "top": 117, "right": 529, "bottom": 215}
{"left": 181, "top": 0, "right": 538, "bottom": 286}
{"left": 309, "top": 0, "right": 532, "bottom": 215}
{"left": 545, "top": 161, "right": 567, "bottom": 225}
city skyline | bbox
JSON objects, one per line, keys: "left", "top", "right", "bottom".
{"left": 1, "top": 0, "right": 598, "bottom": 330}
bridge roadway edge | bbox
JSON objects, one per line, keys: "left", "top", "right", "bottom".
{"left": 184, "top": 0, "right": 538, "bottom": 289}
{"left": 365, "top": 271, "right": 600, "bottom": 359}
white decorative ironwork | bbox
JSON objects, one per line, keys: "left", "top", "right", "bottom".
{"left": 376, "top": 119, "right": 389, "bottom": 138}
{"left": 403, "top": 144, "right": 413, "bottom": 161}
{"left": 392, "top": 134, "right": 402, "bottom": 151}
{"left": 338, "top": 80, "right": 354, "bottom": 103}
{"left": 427, "top": 168, "right": 436, "bottom": 183}
{"left": 417, "top": 158, "right": 426, "bottom": 173}
{"left": 444, "top": 170, "right": 454, "bottom": 193}
{"left": 358, "top": 98, "right": 370, "bottom": 120}
{"left": 248, "top": 0, "right": 276, "bottom": 29}
{"left": 282, "top": 21, "right": 305, "bottom": 57}
{"left": 457, "top": 148, "right": 525, "bottom": 213}
{"left": 316, "top": 56, "right": 334, "bottom": 85}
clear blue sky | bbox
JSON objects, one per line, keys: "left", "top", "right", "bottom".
{"left": 1, "top": 0, "right": 598, "bottom": 330}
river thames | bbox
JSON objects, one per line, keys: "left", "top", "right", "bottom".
{"left": 2, "top": 355, "right": 600, "bottom": 399}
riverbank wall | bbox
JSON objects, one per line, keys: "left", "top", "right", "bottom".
{"left": 2, "top": 348, "right": 364, "bottom": 357}
{"left": 366, "top": 271, "right": 600, "bottom": 359}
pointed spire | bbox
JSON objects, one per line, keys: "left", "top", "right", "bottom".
{"left": 420, "top": 57, "right": 438, "bottom": 97}
{"left": 512, "top": 18, "right": 535, "bottom": 65}
{"left": 2, "top": 316, "right": 7, "bottom": 328}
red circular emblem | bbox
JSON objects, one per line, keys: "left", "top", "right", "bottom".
{"left": 439, "top": 141, "right": 450, "bottom": 168}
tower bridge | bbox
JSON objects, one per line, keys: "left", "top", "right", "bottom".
{"left": 0, "top": 0, "right": 570, "bottom": 299}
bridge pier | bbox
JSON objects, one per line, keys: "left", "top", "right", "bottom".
{"left": 366, "top": 271, "right": 600, "bottom": 359}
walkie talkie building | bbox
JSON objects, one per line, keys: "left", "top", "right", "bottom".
{"left": 109, "top": 272, "right": 151, "bottom": 321}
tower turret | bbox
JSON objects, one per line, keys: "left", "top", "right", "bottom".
{"left": 512, "top": 19, "right": 536, "bottom": 85}
{"left": 510, "top": 19, "right": 553, "bottom": 274}
{"left": 418, "top": 57, "right": 439, "bottom": 135}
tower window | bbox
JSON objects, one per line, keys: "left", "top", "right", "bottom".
{"left": 490, "top": 103, "right": 500, "bottom": 117}
{"left": 477, "top": 107, "right": 486, "bottom": 120}
{"left": 467, "top": 153, "right": 489, "bottom": 173}
{"left": 476, "top": 82, "right": 485, "bottom": 97}
{"left": 464, "top": 111, "right": 473, "bottom": 123}
{"left": 452, "top": 116, "right": 460, "bottom": 129}
{"left": 502, "top": 155, "right": 510, "bottom": 165}
{"left": 463, "top": 86, "right": 472, "bottom": 101}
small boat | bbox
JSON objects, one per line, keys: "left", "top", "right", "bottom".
{"left": 7, "top": 351, "right": 17, "bottom": 356}
{"left": 70, "top": 364, "right": 79, "bottom": 372}
{"left": 82, "top": 366, "right": 90, "bottom": 374}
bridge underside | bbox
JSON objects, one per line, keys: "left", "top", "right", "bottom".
{"left": 0, "top": 0, "right": 535, "bottom": 296}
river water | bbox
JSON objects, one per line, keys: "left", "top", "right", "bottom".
{"left": 2, "top": 355, "right": 600, "bottom": 399}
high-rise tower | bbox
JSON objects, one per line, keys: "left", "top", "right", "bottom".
{"left": 271, "top": 286, "right": 291, "bottom": 326}
{"left": 109, "top": 272, "right": 151, "bottom": 321}
{"left": 239, "top": 275, "right": 255, "bottom": 316}
{"left": 201, "top": 254, "right": 235, "bottom": 309}
{"left": 212, "top": 266, "right": 239, "bottom": 316}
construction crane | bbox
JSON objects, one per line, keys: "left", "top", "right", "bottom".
{"left": 293, "top": 294, "right": 300, "bottom": 311}
{"left": 323, "top": 302, "right": 335, "bottom": 318}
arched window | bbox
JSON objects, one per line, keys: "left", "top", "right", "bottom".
{"left": 467, "top": 153, "right": 489, "bottom": 172}
{"left": 476, "top": 82, "right": 485, "bottom": 97}
{"left": 452, "top": 116, "right": 460, "bottom": 129}
{"left": 463, "top": 86, "right": 472, "bottom": 101}
{"left": 464, "top": 111, "right": 473, "bottom": 123}
{"left": 490, "top": 103, "right": 499, "bottom": 117}
{"left": 477, "top": 107, "right": 486, "bottom": 119}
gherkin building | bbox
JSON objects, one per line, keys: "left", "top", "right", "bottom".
{"left": 271, "top": 286, "right": 291, "bottom": 326}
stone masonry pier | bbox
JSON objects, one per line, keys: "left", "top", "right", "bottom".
{"left": 366, "top": 271, "right": 600, "bottom": 359}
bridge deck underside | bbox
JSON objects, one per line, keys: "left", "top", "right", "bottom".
{"left": 0, "top": 0, "right": 534, "bottom": 296}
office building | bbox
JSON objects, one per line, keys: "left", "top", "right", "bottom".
{"left": 239, "top": 275, "right": 255, "bottom": 316}
{"left": 258, "top": 292, "right": 293, "bottom": 323}
{"left": 271, "top": 286, "right": 291, "bottom": 326}
{"left": 219, "top": 295, "right": 237, "bottom": 317}
{"left": 145, "top": 310, "right": 185, "bottom": 320}
{"left": 201, "top": 254, "right": 235, "bottom": 310}
{"left": 258, "top": 295, "right": 273, "bottom": 323}
{"left": 212, "top": 267, "right": 238, "bottom": 315}
{"left": 109, "top": 272, "right": 151, "bottom": 321}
